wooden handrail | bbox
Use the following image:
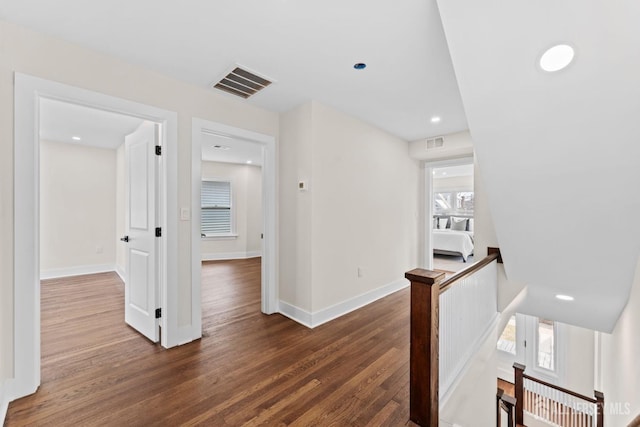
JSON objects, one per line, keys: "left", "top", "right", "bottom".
{"left": 522, "top": 373, "right": 597, "bottom": 403}
{"left": 405, "top": 249, "right": 501, "bottom": 426}
{"left": 440, "top": 252, "right": 499, "bottom": 293}
{"left": 497, "top": 387, "right": 516, "bottom": 427}
{"left": 514, "top": 363, "right": 605, "bottom": 427}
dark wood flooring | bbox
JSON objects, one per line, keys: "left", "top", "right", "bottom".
{"left": 6, "top": 258, "right": 417, "bottom": 426}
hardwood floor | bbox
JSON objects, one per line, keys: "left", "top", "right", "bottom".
{"left": 6, "top": 258, "right": 417, "bottom": 426}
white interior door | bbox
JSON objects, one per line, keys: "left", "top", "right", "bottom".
{"left": 123, "top": 121, "right": 160, "bottom": 342}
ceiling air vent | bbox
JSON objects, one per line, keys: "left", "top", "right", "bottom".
{"left": 425, "top": 136, "right": 445, "bottom": 150}
{"left": 213, "top": 66, "right": 273, "bottom": 99}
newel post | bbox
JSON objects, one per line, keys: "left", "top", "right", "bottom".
{"left": 405, "top": 268, "right": 445, "bottom": 426}
{"left": 594, "top": 390, "right": 604, "bottom": 427}
{"left": 513, "top": 363, "right": 525, "bottom": 426}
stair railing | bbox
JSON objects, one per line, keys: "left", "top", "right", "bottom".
{"left": 405, "top": 249, "right": 500, "bottom": 426}
{"left": 514, "top": 363, "right": 604, "bottom": 427}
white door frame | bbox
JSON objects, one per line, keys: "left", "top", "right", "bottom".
{"left": 192, "top": 118, "right": 278, "bottom": 319}
{"left": 12, "top": 73, "right": 179, "bottom": 401}
{"left": 424, "top": 156, "right": 474, "bottom": 269}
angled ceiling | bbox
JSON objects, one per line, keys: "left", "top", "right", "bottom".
{"left": 438, "top": 0, "right": 640, "bottom": 332}
{"left": 0, "top": 0, "right": 467, "bottom": 141}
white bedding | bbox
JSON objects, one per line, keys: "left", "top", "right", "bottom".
{"left": 433, "top": 229, "right": 474, "bottom": 261}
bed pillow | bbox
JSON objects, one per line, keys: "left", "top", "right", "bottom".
{"left": 450, "top": 217, "right": 468, "bottom": 231}
{"left": 467, "top": 218, "right": 474, "bottom": 232}
{"left": 433, "top": 217, "right": 438, "bottom": 229}
{"left": 437, "top": 217, "right": 449, "bottom": 229}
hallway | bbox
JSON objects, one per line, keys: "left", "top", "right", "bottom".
{"left": 7, "top": 258, "right": 416, "bottom": 426}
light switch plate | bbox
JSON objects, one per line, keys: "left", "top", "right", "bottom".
{"left": 180, "top": 207, "right": 190, "bottom": 221}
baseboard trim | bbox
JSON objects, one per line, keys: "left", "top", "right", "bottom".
{"left": 202, "top": 251, "right": 262, "bottom": 261}
{"left": 278, "top": 301, "right": 313, "bottom": 328}
{"left": 40, "top": 264, "right": 116, "bottom": 280}
{"left": 279, "top": 278, "right": 409, "bottom": 329}
{"left": 115, "top": 265, "right": 126, "bottom": 283}
{"left": 311, "top": 278, "right": 409, "bottom": 328}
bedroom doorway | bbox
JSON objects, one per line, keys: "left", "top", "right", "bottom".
{"left": 427, "top": 159, "right": 475, "bottom": 275}
{"left": 191, "top": 118, "right": 277, "bottom": 340}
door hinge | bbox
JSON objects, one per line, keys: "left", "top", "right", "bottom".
{"left": 155, "top": 146, "right": 162, "bottom": 156}
{"left": 155, "top": 308, "right": 162, "bottom": 319}
{"left": 155, "top": 227, "right": 162, "bottom": 237}
{"left": 524, "top": 340, "right": 527, "bottom": 348}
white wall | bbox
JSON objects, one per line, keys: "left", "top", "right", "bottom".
{"left": 440, "top": 322, "right": 498, "bottom": 427}
{"left": 310, "top": 101, "right": 419, "bottom": 313}
{"left": 433, "top": 175, "right": 473, "bottom": 192}
{"left": 279, "top": 101, "right": 419, "bottom": 324}
{"left": 1, "top": 19, "right": 278, "bottom": 386}
{"left": 600, "top": 257, "right": 640, "bottom": 425}
{"left": 279, "top": 103, "right": 313, "bottom": 313}
{"left": 409, "top": 130, "right": 474, "bottom": 161}
{"left": 40, "top": 140, "right": 117, "bottom": 277}
{"left": 201, "top": 161, "right": 262, "bottom": 260}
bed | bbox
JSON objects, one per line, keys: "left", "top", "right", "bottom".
{"left": 433, "top": 229, "right": 474, "bottom": 262}
{"left": 433, "top": 230, "right": 474, "bottom": 261}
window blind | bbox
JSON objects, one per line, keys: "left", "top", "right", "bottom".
{"left": 201, "top": 180, "right": 232, "bottom": 235}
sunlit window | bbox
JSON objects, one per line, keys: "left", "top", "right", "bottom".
{"left": 497, "top": 315, "right": 517, "bottom": 355}
{"left": 537, "top": 319, "right": 555, "bottom": 371}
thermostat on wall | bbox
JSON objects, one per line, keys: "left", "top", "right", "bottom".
{"left": 298, "top": 181, "right": 308, "bottom": 191}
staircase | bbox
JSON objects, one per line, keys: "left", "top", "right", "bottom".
{"left": 497, "top": 365, "right": 604, "bottom": 427}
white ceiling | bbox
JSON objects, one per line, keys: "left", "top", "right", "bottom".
{"left": 433, "top": 164, "right": 473, "bottom": 179}
{"left": 202, "top": 133, "right": 263, "bottom": 166}
{"left": 40, "top": 97, "right": 263, "bottom": 165}
{"left": 0, "top": 0, "right": 467, "bottom": 141}
{"left": 39, "top": 98, "right": 143, "bottom": 149}
{"left": 438, "top": 0, "right": 640, "bottom": 332}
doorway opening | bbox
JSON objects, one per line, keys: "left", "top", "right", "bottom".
{"left": 191, "top": 118, "right": 277, "bottom": 338}
{"left": 13, "top": 74, "right": 179, "bottom": 401}
{"left": 425, "top": 158, "right": 474, "bottom": 275}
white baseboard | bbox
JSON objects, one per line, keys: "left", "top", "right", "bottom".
{"left": 40, "top": 263, "right": 116, "bottom": 280}
{"left": 278, "top": 301, "right": 313, "bottom": 328}
{"left": 279, "top": 278, "right": 409, "bottom": 329}
{"left": 202, "top": 251, "right": 261, "bottom": 261}
{"left": 115, "top": 265, "right": 126, "bottom": 283}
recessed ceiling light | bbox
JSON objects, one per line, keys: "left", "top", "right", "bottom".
{"left": 72, "top": 136, "right": 81, "bottom": 141}
{"left": 430, "top": 116, "right": 441, "bottom": 123}
{"left": 555, "top": 294, "right": 575, "bottom": 301}
{"left": 540, "top": 44, "right": 575, "bottom": 72}
{"left": 246, "top": 160, "right": 252, "bottom": 164}
{"left": 353, "top": 63, "right": 367, "bottom": 70}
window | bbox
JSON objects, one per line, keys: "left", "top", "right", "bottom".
{"left": 434, "top": 191, "right": 474, "bottom": 216}
{"left": 201, "top": 180, "right": 233, "bottom": 236}
{"left": 497, "top": 315, "right": 517, "bottom": 355}
{"left": 537, "top": 319, "right": 555, "bottom": 371}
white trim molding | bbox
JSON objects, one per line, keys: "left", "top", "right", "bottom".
{"left": 202, "top": 251, "right": 262, "bottom": 261}
{"left": 1, "top": 380, "right": 8, "bottom": 424}
{"left": 279, "top": 278, "right": 409, "bottom": 329}
{"left": 40, "top": 264, "right": 116, "bottom": 280}
{"left": 13, "top": 73, "right": 179, "bottom": 402}
{"left": 192, "top": 118, "right": 278, "bottom": 337}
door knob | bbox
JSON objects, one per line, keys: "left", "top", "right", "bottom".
{"left": 120, "top": 236, "right": 129, "bottom": 242}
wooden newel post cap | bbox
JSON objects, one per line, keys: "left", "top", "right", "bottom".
{"left": 405, "top": 268, "right": 445, "bottom": 285}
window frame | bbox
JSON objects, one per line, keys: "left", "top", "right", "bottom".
{"left": 534, "top": 318, "right": 558, "bottom": 373}
{"left": 200, "top": 179, "right": 237, "bottom": 238}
